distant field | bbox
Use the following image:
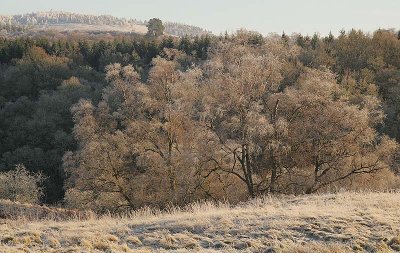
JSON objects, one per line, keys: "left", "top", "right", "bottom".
{"left": 1, "top": 192, "right": 400, "bottom": 252}
{"left": 33, "top": 23, "right": 148, "bottom": 34}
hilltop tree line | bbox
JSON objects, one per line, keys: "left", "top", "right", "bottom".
{"left": 0, "top": 12, "right": 210, "bottom": 37}
{"left": 4, "top": 12, "right": 142, "bottom": 26}
{"left": 0, "top": 29, "right": 400, "bottom": 210}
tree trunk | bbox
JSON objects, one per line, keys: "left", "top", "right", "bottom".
{"left": 269, "top": 99, "right": 280, "bottom": 194}
{"left": 167, "top": 140, "right": 176, "bottom": 195}
{"left": 306, "top": 157, "right": 320, "bottom": 194}
{"left": 269, "top": 151, "right": 278, "bottom": 194}
{"left": 241, "top": 144, "right": 255, "bottom": 198}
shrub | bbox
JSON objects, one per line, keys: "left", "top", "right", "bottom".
{"left": 0, "top": 164, "right": 44, "bottom": 204}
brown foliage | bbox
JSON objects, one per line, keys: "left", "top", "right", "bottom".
{"left": 64, "top": 32, "right": 399, "bottom": 211}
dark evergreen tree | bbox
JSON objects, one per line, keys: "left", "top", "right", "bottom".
{"left": 146, "top": 18, "right": 165, "bottom": 38}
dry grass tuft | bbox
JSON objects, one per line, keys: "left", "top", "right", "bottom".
{"left": 126, "top": 235, "right": 142, "bottom": 245}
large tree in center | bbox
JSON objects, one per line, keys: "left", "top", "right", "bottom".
{"left": 196, "top": 37, "right": 289, "bottom": 198}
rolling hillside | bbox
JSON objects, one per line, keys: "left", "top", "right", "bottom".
{"left": 0, "top": 11, "right": 211, "bottom": 37}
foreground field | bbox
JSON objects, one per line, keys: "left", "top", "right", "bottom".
{"left": 1, "top": 192, "right": 400, "bottom": 252}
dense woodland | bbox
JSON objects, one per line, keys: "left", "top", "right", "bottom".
{"left": 1, "top": 28, "right": 400, "bottom": 211}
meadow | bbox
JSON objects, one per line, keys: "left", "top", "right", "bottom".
{"left": 1, "top": 191, "right": 399, "bottom": 252}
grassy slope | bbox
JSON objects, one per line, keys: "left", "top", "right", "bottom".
{"left": 1, "top": 192, "right": 400, "bottom": 252}
{"left": 33, "top": 23, "right": 148, "bottom": 34}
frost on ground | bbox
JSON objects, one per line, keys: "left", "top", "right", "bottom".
{"left": 0, "top": 192, "right": 400, "bottom": 252}
{"left": 33, "top": 23, "right": 148, "bottom": 34}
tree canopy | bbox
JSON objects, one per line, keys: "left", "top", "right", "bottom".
{"left": 0, "top": 29, "right": 400, "bottom": 210}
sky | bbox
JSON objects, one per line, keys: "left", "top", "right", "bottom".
{"left": 1, "top": 0, "right": 399, "bottom": 36}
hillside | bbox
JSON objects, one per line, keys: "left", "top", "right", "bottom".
{"left": 0, "top": 11, "right": 211, "bottom": 37}
{"left": 1, "top": 192, "right": 399, "bottom": 252}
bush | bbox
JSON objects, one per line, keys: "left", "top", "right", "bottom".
{"left": 0, "top": 164, "right": 44, "bottom": 204}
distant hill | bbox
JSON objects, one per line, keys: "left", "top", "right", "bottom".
{"left": 0, "top": 11, "right": 211, "bottom": 37}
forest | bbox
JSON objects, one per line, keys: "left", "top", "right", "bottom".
{"left": 1, "top": 28, "right": 400, "bottom": 212}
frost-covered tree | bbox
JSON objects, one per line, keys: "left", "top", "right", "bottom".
{"left": 0, "top": 164, "right": 44, "bottom": 204}
{"left": 64, "top": 61, "right": 202, "bottom": 211}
